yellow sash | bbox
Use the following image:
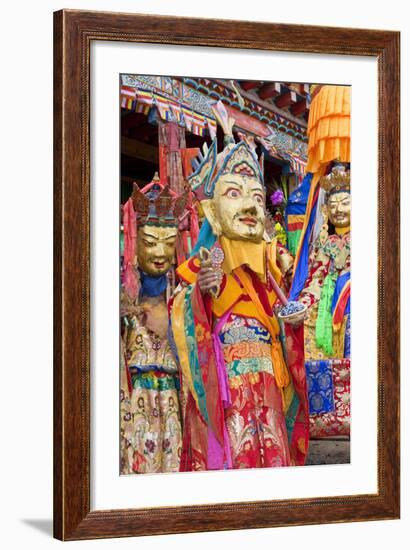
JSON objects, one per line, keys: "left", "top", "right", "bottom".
{"left": 232, "top": 267, "right": 291, "bottom": 400}
{"left": 170, "top": 288, "right": 199, "bottom": 410}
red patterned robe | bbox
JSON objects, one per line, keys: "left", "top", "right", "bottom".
{"left": 171, "top": 238, "right": 309, "bottom": 471}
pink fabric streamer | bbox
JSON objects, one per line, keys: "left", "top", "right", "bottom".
{"left": 207, "top": 423, "right": 232, "bottom": 470}
{"left": 268, "top": 272, "right": 288, "bottom": 306}
{"left": 123, "top": 198, "right": 138, "bottom": 299}
{"left": 207, "top": 310, "right": 233, "bottom": 470}
{"left": 212, "top": 333, "right": 231, "bottom": 408}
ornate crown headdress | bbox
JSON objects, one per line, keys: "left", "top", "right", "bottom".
{"left": 188, "top": 138, "right": 264, "bottom": 201}
{"left": 319, "top": 164, "right": 351, "bottom": 197}
{"left": 187, "top": 100, "right": 263, "bottom": 201}
{"left": 131, "top": 179, "right": 187, "bottom": 227}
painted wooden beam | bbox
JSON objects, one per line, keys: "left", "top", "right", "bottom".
{"left": 275, "top": 90, "right": 297, "bottom": 108}
{"left": 258, "top": 82, "right": 281, "bottom": 100}
{"left": 291, "top": 97, "right": 310, "bottom": 116}
{"left": 239, "top": 80, "right": 261, "bottom": 91}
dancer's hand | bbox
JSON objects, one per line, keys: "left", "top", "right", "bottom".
{"left": 197, "top": 266, "right": 222, "bottom": 295}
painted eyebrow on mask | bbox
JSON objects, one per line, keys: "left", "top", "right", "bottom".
{"left": 330, "top": 197, "right": 350, "bottom": 205}
{"left": 142, "top": 231, "right": 177, "bottom": 240}
{"left": 223, "top": 180, "right": 243, "bottom": 188}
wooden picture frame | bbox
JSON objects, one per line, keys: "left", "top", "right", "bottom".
{"left": 53, "top": 9, "right": 400, "bottom": 541}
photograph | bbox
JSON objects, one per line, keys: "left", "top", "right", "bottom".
{"left": 119, "top": 75, "right": 351, "bottom": 475}
{"left": 51, "top": 8, "right": 400, "bottom": 540}
{"left": 1, "top": 0, "right": 406, "bottom": 547}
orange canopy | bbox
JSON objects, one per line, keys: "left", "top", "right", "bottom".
{"left": 306, "top": 85, "right": 351, "bottom": 175}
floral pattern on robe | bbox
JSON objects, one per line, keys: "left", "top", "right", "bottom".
{"left": 299, "top": 231, "right": 351, "bottom": 438}
{"left": 121, "top": 312, "right": 182, "bottom": 474}
{"left": 221, "top": 316, "right": 291, "bottom": 469}
{"left": 299, "top": 232, "right": 350, "bottom": 360}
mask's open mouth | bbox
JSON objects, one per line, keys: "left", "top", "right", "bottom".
{"left": 239, "top": 216, "right": 258, "bottom": 226}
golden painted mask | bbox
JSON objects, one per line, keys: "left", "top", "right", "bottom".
{"left": 326, "top": 191, "right": 351, "bottom": 228}
{"left": 187, "top": 133, "right": 266, "bottom": 242}
{"left": 137, "top": 224, "right": 177, "bottom": 276}
{"left": 201, "top": 173, "right": 266, "bottom": 243}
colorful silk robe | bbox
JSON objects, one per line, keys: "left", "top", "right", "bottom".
{"left": 298, "top": 230, "right": 351, "bottom": 437}
{"left": 170, "top": 238, "right": 309, "bottom": 471}
{"left": 121, "top": 296, "right": 182, "bottom": 474}
{"left": 285, "top": 173, "right": 312, "bottom": 256}
{"left": 299, "top": 230, "right": 350, "bottom": 360}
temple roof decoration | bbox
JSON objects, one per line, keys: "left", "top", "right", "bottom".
{"left": 120, "top": 75, "right": 309, "bottom": 181}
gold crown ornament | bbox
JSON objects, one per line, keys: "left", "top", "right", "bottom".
{"left": 319, "top": 164, "right": 351, "bottom": 196}
{"left": 188, "top": 138, "right": 263, "bottom": 201}
{"left": 188, "top": 101, "right": 264, "bottom": 201}
{"left": 131, "top": 180, "right": 187, "bottom": 227}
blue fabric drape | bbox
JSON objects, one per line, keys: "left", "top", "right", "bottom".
{"left": 285, "top": 173, "right": 312, "bottom": 220}
{"left": 189, "top": 218, "right": 217, "bottom": 258}
{"left": 305, "top": 359, "right": 335, "bottom": 414}
{"left": 289, "top": 178, "right": 319, "bottom": 302}
{"left": 139, "top": 270, "right": 168, "bottom": 297}
{"left": 331, "top": 272, "right": 351, "bottom": 317}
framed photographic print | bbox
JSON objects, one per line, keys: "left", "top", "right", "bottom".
{"left": 54, "top": 9, "right": 400, "bottom": 540}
